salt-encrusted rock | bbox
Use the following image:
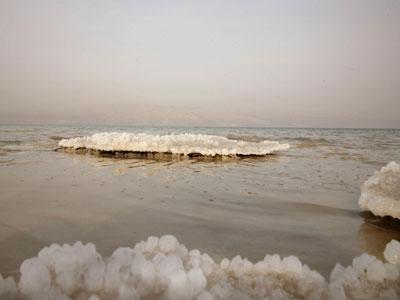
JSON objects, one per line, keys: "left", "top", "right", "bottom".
{"left": 328, "top": 242, "right": 400, "bottom": 300}
{"left": 384, "top": 239, "right": 400, "bottom": 265}
{"left": 359, "top": 161, "right": 400, "bottom": 219}
{"left": 2, "top": 235, "right": 400, "bottom": 300}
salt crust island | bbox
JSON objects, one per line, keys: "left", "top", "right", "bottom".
{"left": 58, "top": 133, "right": 290, "bottom": 157}
{"left": 359, "top": 162, "right": 400, "bottom": 220}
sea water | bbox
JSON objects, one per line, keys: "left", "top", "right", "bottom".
{"left": 0, "top": 125, "right": 399, "bottom": 298}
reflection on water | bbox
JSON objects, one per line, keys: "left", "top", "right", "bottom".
{"left": 358, "top": 211, "right": 400, "bottom": 260}
{"left": 59, "top": 150, "right": 281, "bottom": 176}
{"left": 49, "top": 135, "right": 68, "bottom": 141}
{"left": 57, "top": 146, "right": 281, "bottom": 161}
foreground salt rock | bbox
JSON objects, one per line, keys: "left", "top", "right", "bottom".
{"left": 384, "top": 240, "right": 400, "bottom": 265}
{"left": 58, "top": 133, "right": 290, "bottom": 156}
{"left": 359, "top": 161, "right": 400, "bottom": 219}
{"left": 1, "top": 235, "right": 399, "bottom": 300}
{"left": 328, "top": 250, "right": 400, "bottom": 300}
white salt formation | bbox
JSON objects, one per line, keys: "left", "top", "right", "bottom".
{"left": 1, "top": 235, "right": 399, "bottom": 300}
{"left": 359, "top": 161, "right": 400, "bottom": 219}
{"left": 327, "top": 244, "right": 400, "bottom": 300}
{"left": 59, "top": 133, "right": 290, "bottom": 156}
{"left": 384, "top": 240, "right": 400, "bottom": 265}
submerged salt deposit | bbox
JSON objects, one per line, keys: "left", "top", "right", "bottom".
{"left": 359, "top": 161, "right": 400, "bottom": 219}
{"left": 58, "top": 133, "right": 290, "bottom": 156}
{"left": 1, "top": 235, "right": 399, "bottom": 300}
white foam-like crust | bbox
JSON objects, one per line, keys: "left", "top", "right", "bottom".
{"left": 58, "top": 133, "right": 290, "bottom": 156}
{"left": 359, "top": 161, "right": 400, "bottom": 219}
{"left": 1, "top": 235, "right": 399, "bottom": 300}
{"left": 384, "top": 240, "right": 400, "bottom": 265}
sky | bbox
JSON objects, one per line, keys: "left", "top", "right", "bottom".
{"left": 0, "top": 0, "right": 399, "bottom": 128}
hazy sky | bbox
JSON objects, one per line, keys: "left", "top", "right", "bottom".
{"left": 0, "top": 0, "right": 399, "bottom": 127}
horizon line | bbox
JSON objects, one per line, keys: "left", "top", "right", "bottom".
{"left": 1, "top": 123, "right": 399, "bottom": 130}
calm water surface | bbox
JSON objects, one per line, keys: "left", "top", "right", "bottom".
{"left": 0, "top": 125, "right": 399, "bottom": 278}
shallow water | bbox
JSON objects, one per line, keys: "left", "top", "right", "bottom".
{"left": 0, "top": 125, "right": 399, "bottom": 278}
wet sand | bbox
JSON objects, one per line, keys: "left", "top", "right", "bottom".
{"left": 1, "top": 149, "right": 399, "bottom": 279}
